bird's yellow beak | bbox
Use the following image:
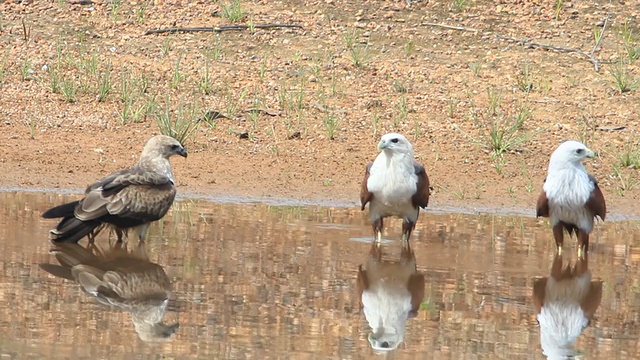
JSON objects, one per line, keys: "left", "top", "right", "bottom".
{"left": 585, "top": 148, "right": 595, "bottom": 158}
{"left": 377, "top": 140, "right": 388, "bottom": 151}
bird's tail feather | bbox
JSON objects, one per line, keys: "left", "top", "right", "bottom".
{"left": 39, "top": 263, "right": 74, "bottom": 281}
{"left": 42, "top": 201, "right": 79, "bottom": 219}
{"left": 50, "top": 218, "right": 102, "bottom": 243}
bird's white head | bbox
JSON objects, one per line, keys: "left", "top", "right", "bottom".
{"left": 368, "top": 327, "right": 403, "bottom": 353}
{"left": 548, "top": 140, "right": 595, "bottom": 170}
{"left": 377, "top": 133, "right": 413, "bottom": 156}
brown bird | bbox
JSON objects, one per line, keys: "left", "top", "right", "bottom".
{"left": 40, "top": 242, "right": 179, "bottom": 342}
{"left": 42, "top": 135, "right": 187, "bottom": 244}
{"left": 360, "top": 133, "right": 431, "bottom": 244}
{"left": 355, "top": 240, "right": 425, "bottom": 352}
{"left": 536, "top": 140, "right": 606, "bottom": 257}
{"left": 532, "top": 253, "right": 602, "bottom": 358}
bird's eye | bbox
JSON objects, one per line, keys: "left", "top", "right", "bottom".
{"left": 390, "top": 138, "right": 399, "bottom": 143}
{"left": 576, "top": 149, "right": 584, "bottom": 154}
{"left": 170, "top": 144, "right": 181, "bottom": 151}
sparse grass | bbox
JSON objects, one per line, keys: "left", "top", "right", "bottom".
{"left": 152, "top": 96, "right": 200, "bottom": 145}
{"left": 96, "top": 64, "right": 111, "bottom": 102}
{"left": 344, "top": 31, "right": 370, "bottom": 68}
{"left": 259, "top": 55, "right": 267, "bottom": 80}
{"left": 198, "top": 59, "right": 215, "bottom": 95}
{"left": 448, "top": 97, "right": 457, "bottom": 118}
{"left": 517, "top": 62, "right": 534, "bottom": 94}
{"left": 108, "top": 0, "right": 123, "bottom": 23}
{"left": 452, "top": 185, "right": 465, "bottom": 200}
{"left": 468, "top": 62, "right": 482, "bottom": 77}
{"left": 324, "top": 113, "right": 339, "bottom": 140}
{"left": 404, "top": 40, "right": 415, "bottom": 55}
{"left": 371, "top": 112, "right": 379, "bottom": 138}
{"left": 170, "top": 57, "right": 185, "bottom": 89}
{"left": 609, "top": 63, "right": 638, "bottom": 94}
{"left": 452, "top": 0, "right": 472, "bottom": 12}
{"left": 24, "top": 118, "right": 38, "bottom": 139}
{"left": 484, "top": 106, "right": 535, "bottom": 156}
{"left": 0, "top": 52, "right": 7, "bottom": 83}
{"left": 612, "top": 165, "right": 638, "bottom": 196}
{"left": 394, "top": 96, "right": 409, "bottom": 126}
{"left": 491, "top": 153, "right": 506, "bottom": 175}
{"left": 554, "top": 0, "right": 563, "bottom": 21}
{"left": 20, "top": 58, "right": 34, "bottom": 81}
{"left": 593, "top": 26, "right": 604, "bottom": 47}
{"left": 60, "top": 78, "right": 77, "bottom": 103}
{"left": 392, "top": 79, "right": 408, "bottom": 93}
{"left": 221, "top": 0, "right": 247, "bottom": 23}
{"left": 135, "top": 1, "right": 149, "bottom": 23}
{"left": 486, "top": 87, "right": 502, "bottom": 116}
{"left": 160, "top": 38, "right": 172, "bottom": 57}
{"left": 617, "top": 143, "right": 640, "bottom": 168}
{"left": 621, "top": 20, "right": 640, "bottom": 62}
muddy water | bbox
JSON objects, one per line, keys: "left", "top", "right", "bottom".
{"left": 1, "top": 191, "right": 640, "bottom": 359}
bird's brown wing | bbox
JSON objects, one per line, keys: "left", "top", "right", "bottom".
{"left": 360, "top": 163, "right": 373, "bottom": 211}
{"left": 532, "top": 277, "right": 547, "bottom": 314}
{"left": 76, "top": 168, "right": 177, "bottom": 223}
{"left": 585, "top": 175, "right": 606, "bottom": 221}
{"left": 581, "top": 281, "right": 603, "bottom": 323}
{"left": 355, "top": 265, "right": 369, "bottom": 311}
{"left": 407, "top": 272, "right": 426, "bottom": 318}
{"left": 412, "top": 162, "right": 430, "bottom": 209}
{"left": 536, "top": 178, "right": 549, "bottom": 217}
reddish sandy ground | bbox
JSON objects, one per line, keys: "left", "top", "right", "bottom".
{"left": 0, "top": 0, "right": 638, "bottom": 218}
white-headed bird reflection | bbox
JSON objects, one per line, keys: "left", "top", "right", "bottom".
{"left": 356, "top": 239, "right": 425, "bottom": 353}
{"left": 532, "top": 253, "right": 602, "bottom": 359}
{"left": 40, "top": 242, "right": 179, "bottom": 342}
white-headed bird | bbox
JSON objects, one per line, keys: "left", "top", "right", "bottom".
{"left": 536, "top": 140, "right": 606, "bottom": 257}
{"left": 360, "top": 133, "right": 430, "bottom": 243}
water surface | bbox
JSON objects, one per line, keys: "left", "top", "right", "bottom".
{"left": 1, "top": 191, "right": 640, "bottom": 359}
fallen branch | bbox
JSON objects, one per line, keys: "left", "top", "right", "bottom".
{"left": 421, "top": 22, "right": 479, "bottom": 33}
{"left": 497, "top": 35, "right": 601, "bottom": 71}
{"left": 144, "top": 23, "right": 303, "bottom": 35}
{"left": 422, "top": 10, "right": 612, "bottom": 72}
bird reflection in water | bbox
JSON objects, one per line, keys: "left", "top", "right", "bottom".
{"left": 40, "top": 242, "right": 179, "bottom": 342}
{"left": 356, "top": 239, "right": 425, "bottom": 353}
{"left": 532, "top": 253, "right": 602, "bottom": 359}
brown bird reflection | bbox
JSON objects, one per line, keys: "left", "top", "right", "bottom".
{"left": 356, "top": 240, "right": 425, "bottom": 352}
{"left": 40, "top": 242, "right": 179, "bottom": 342}
{"left": 532, "top": 253, "right": 602, "bottom": 359}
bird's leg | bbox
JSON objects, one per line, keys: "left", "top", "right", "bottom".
{"left": 577, "top": 230, "right": 589, "bottom": 259}
{"left": 402, "top": 220, "right": 415, "bottom": 244}
{"left": 550, "top": 251, "right": 564, "bottom": 279}
{"left": 369, "top": 239, "right": 382, "bottom": 261}
{"left": 372, "top": 218, "right": 383, "bottom": 244}
{"left": 400, "top": 239, "right": 413, "bottom": 262}
{"left": 552, "top": 223, "right": 564, "bottom": 255}
{"left": 576, "top": 250, "right": 589, "bottom": 275}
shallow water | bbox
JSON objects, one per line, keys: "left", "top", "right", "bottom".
{"left": 1, "top": 191, "right": 640, "bottom": 359}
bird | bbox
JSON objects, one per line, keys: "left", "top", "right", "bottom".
{"left": 39, "top": 242, "right": 180, "bottom": 342}
{"left": 355, "top": 239, "right": 425, "bottom": 352}
{"left": 536, "top": 140, "right": 606, "bottom": 257}
{"left": 532, "top": 252, "right": 602, "bottom": 358}
{"left": 360, "top": 133, "right": 431, "bottom": 244}
{"left": 42, "top": 135, "right": 187, "bottom": 244}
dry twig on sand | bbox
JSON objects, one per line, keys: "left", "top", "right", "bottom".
{"left": 422, "top": 10, "right": 612, "bottom": 72}
{"left": 144, "top": 24, "right": 303, "bottom": 35}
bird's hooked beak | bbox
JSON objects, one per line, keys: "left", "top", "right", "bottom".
{"left": 585, "top": 148, "right": 595, "bottom": 158}
{"left": 176, "top": 147, "right": 188, "bottom": 158}
{"left": 377, "top": 139, "right": 388, "bottom": 151}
